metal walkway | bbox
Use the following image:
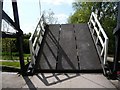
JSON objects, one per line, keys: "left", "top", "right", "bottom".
{"left": 28, "top": 12, "right": 108, "bottom": 73}
{"left": 36, "top": 23, "right": 102, "bottom": 72}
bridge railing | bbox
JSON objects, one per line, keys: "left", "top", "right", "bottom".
{"left": 88, "top": 12, "right": 109, "bottom": 66}
{"left": 28, "top": 15, "right": 46, "bottom": 71}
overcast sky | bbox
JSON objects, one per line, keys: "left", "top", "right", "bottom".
{"left": 3, "top": 0, "right": 74, "bottom": 34}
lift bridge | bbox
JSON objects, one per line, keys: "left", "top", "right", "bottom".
{"left": 1, "top": 1, "right": 120, "bottom": 79}
{"left": 27, "top": 12, "right": 109, "bottom": 74}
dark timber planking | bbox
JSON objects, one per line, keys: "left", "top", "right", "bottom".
{"left": 39, "top": 24, "right": 60, "bottom": 70}
{"left": 37, "top": 23, "right": 102, "bottom": 72}
{"left": 74, "top": 23, "right": 102, "bottom": 70}
{"left": 58, "top": 24, "right": 79, "bottom": 70}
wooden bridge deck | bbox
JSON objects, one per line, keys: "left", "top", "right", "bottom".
{"left": 36, "top": 23, "right": 102, "bottom": 72}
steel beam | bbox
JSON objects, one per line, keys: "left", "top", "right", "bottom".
{"left": 12, "top": 1, "right": 20, "bottom": 30}
{"left": 113, "top": 2, "right": 120, "bottom": 77}
{"left": 2, "top": 10, "right": 22, "bottom": 31}
{"left": 0, "top": 1, "right": 3, "bottom": 64}
{"left": 12, "top": 1, "right": 25, "bottom": 74}
{"left": 2, "top": 31, "right": 17, "bottom": 38}
{"left": 0, "top": 1, "right": 2, "bottom": 32}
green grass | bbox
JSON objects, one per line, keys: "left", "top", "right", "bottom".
{"left": 2, "top": 56, "right": 19, "bottom": 60}
{"left": 24, "top": 54, "right": 30, "bottom": 57}
{"left": 0, "top": 61, "right": 29, "bottom": 68}
{"left": 2, "top": 53, "right": 31, "bottom": 60}
{"left": 0, "top": 61, "right": 20, "bottom": 68}
{"left": 0, "top": 61, "right": 2, "bottom": 65}
{"left": 1, "top": 52, "right": 30, "bottom": 68}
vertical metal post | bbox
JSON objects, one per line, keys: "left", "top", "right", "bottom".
{"left": 97, "top": 2, "right": 102, "bottom": 20}
{"left": 12, "top": 0, "right": 25, "bottom": 74}
{"left": 0, "top": 1, "right": 3, "bottom": 64}
{"left": 0, "top": 1, "right": 3, "bottom": 32}
{"left": 0, "top": 3, "right": 3, "bottom": 89}
{"left": 113, "top": 2, "right": 120, "bottom": 77}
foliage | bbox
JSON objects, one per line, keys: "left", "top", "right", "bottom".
{"left": 2, "top": 38, "right": 17, "bottom": 54}
{"left": 68, "top": 2, "right": 118, "bottom": 55}
{"left": 2, "top": 38, "right": 30, "bottom": 54}
{"left": 43, "top": 9, "right": 58, "bottom": 24}
{"left": 68, "top": 2, "right": 94, "bottom": 23}
{"left": 23, "top": 33, "right": 31, "bottom": 39}
{"left": 2, "top": 33, "right": 31, "bottom": 60}
{"left": 23, "top": 39, "right": 30, "bottom": 54}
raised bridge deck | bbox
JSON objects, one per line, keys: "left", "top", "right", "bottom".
{"left": 35, "top": 23, "right": 102, "bottom": 72}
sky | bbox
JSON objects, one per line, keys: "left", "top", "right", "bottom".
{"left": 3, "top": 0, "right": 74, "bottom": 34}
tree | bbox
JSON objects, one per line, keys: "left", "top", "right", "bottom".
{"left": 68, "top": 2, "right": 118, "bottom": 55}
{"left": 43, "top": 9, "right": 58, "bottom": 24}
{"left": 68, "top": 2, "right": 94, "bottom": 23}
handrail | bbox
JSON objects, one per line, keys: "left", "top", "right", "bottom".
{"left": 29, "top": 15, "right": 44, "bottom": 41}
{"left": 91, "top": 12, "right": 108, "bottom": 39}
{"left": 88, "top": 12, "right": 109, "bottom": 66}
{"left": 28, "top": 15, "right": 46, "bottom": 70}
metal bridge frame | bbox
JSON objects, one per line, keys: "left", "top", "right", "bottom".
{"left": 0, "top": 0, "right": 25, "bottom": 74}
{"left": 0, "top": 1, "right": 120, "bottom": 78}
{"left": 0, "top": 1, "right": 2, "bottom": 41}
{"left": 0, "top": 1, "right": 2, "bottom": 64}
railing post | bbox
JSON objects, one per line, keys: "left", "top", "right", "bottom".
{"left": 104, "top": 39, "right": 108, "bottom": 65}
{"left": 97, "top": 2, "right": 102, "bottom": 20}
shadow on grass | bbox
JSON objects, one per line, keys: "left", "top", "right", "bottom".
{"left": 0, "top": 65, "right": 20, "bottom": 72}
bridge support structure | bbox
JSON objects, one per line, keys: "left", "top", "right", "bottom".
{"left": 0, "top": 1, "right": 3, "bottom": 65}
{"left": 1, "top": 0, "right": 25, "bottom": 74}
{"left": 113, "top": 1, "right": 120, "bottom": 79}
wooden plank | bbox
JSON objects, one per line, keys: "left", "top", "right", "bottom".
{"left": 57, "top": 24, "right": 79, "bottom": 70}
{"left": 74, "top": 23, "right": 102, "bottom": 70}
{"left": 39, "top": 24, "right": 60, "bottom": 70}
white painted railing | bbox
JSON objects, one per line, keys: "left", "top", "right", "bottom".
{"left": 88, "top": 12, "right": 109, "bottom": 66}
{"left": 28, "top": 15, "right": 46, "bottom": 69}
